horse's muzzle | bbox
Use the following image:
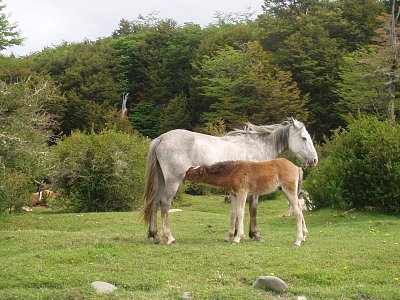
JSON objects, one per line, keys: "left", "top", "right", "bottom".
{"left": 307, "top": 158, "right": 318, "bottom": 167}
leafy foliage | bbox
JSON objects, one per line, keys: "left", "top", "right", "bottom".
{"left": 335, "top": 48, "right": 391, "bottom": 120}
{"left": 194, "top": 41, "right": 308, "bottom": 128}
{"left": 0, "top": 78, "right": 56, "bottom": 212}
{"left": 0, "top": 0, "right": 23, "bottom": 50}
{"left": 129, "top": 100, "right": 162, "bottom": 138}
{"left": 305, "top": 115, "right": 400, "bottom": 214}
{"left": 50, "top": 130, "right": 149, "bottom": 212}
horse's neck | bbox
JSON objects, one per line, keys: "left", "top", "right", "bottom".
{"left": 229, "top": 134, "right": 281, "bottom": 161}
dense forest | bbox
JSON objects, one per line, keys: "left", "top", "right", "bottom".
{"left": 1, "top": 0, "right": 400, "bottom": 214}
{"left": 2, "top": 0, "right": 398, "bottom": 139}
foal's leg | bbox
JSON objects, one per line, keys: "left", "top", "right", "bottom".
{"left": 285, "top": 191, "right": 304, "bottom": 246}
{"left": 233, "top": 191, "right": 247, "bottom": 244}
{"left": 249, "top": 195, "right": 262, "bottom": 241}
{"left": 225, "top": 194, "right": 237, "bottom": 242}
{"left": 302, "top": 214, "right": 308, "bottom": 240}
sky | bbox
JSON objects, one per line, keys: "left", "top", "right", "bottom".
{"left": 1, "top": 0, "right": 264, "bottom": 57}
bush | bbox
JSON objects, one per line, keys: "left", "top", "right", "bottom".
{"left": 0, "top": 79, "right": 56, "bottom": 213}
{"left": 305, "top": 115, "right": 400, "bottom": 214}
{"left": 50, "top": 130, "right": 149, "bottom": 212}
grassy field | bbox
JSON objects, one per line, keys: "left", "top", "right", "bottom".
{"left": 1, "top": 194, "right": 399, "bottom": 299}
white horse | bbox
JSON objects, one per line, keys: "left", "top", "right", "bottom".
{"left": 143, "top": 118, "right": 318, "bottom": 244}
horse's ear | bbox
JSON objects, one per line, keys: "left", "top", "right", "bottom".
{"left": 289, "top": 117, "right": 300, "bottom": 129}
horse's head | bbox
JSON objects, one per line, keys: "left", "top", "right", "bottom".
{"left": 287, "top": 118, "right": 318, "bottom": 167}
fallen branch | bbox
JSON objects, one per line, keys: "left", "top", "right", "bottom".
{"left": 339, "top": 208, "right": 356, "bottom": 217}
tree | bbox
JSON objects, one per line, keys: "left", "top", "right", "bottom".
{"left": 159, "top": 94, "right": 191, "bottom": 133}
{"left": 0, "top": 0, "right": 23, "bottom": 51}
{"left": 129, "top": 100, "right": 162, "bottom": 138}
{"left": 194, "top": 41, "right": 308, "bottom": 128}
{"left": 278, "top": 22, "right": 343, "bottom": 137}
{"left": 335, "top": 48, "right": 390, "bottom": 120}
{"left": 32, "top": 40, "right": 124, "bottom": 134}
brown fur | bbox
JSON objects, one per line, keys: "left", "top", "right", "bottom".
{"left": 185, "top": 158, "right": 307, "bottom": 245}
{"left": 31, "top": 189, "right": 59, "bottom": 206}
{"left": 185, "top": 158, "right": 300, "bottom": 197}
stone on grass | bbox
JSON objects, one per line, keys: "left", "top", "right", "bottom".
{"left": 169, "top": 208, "right": 183, "bottom": 213}
{"left": 252, "top": 276, "right": 287, "bottom": 292}
{"left": 91, "top": 281, "right": 117, "bottom": 294}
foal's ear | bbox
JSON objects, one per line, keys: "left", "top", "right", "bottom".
{"left": 199, "top": 167, "right": 205, "bottom": 175}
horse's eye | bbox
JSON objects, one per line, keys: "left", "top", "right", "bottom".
{"left": 302, "top": 137, "right": 307, "bottom": 141}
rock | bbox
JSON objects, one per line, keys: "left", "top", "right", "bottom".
{"left": 252, "top": 276, "right": 287, "bottom": 292}
{"left": 91, "top": 281, "right": 117, "bottom": 294}
{"left": 297, "top": 296, "right": 307, "bottom": 300}
{"left": 169, "top": 209, "right": 183, "bottom": 213}
{"left": 182, "top": 291, "right": 191, "bottom": 299}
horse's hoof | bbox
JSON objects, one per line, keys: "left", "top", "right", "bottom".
{"left": 295, "top": 240, "right": 302, "bottom": 246}
{"left": 166, "top": 237, "right": 177, "bottom": 245}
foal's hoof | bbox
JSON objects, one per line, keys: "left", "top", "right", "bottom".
{"left": 295, "top": 240, "right": 302, "bottom": 246}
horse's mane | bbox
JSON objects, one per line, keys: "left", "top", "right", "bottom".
{"left": 205, "top": 160, "right": 238, "bottom": 175}
{"left": 225, "top": 119, "right": 305, "bottom": 153}
{"left": 226, "top": 121, "right": 292, "bottom": 135}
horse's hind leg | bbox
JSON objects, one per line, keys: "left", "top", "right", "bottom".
{"left": 160, "top": 180, "right": 181, "bottom": 245}
{"left": 249, "top": 195, "right": 262, "bottom": 241}
{"left": 148, "top": 200, "right": 161, "bottom": 244}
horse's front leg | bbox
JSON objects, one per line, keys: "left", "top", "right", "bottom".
{"left": 233, "top": 192, "right": 247, "bottom": 244}
{"left": 249, "top": 195, "right": 262, "bottom": 241}
{"left": 225, "top": 194, "right": 237, "bottom": 242}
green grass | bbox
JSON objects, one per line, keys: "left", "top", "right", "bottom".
{"left": 1, "top": 194, "right": 399, "bottom": 299}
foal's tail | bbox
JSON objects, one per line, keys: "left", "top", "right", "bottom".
{"left": 142, "top": 138, "right": 162, "bottom": 224}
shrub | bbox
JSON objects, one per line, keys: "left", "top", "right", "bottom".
{"left": 305, "top": 115, "right": 400, "bottom": 214}
{"left": 50, "top": 130, "right": 149, "bottom": 212}
{"left": 0, "top": 79, "right": 56, "bottom": 213}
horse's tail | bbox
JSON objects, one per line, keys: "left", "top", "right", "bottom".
{"left": 142, "top": 138, "right": 162, "bottom": 224}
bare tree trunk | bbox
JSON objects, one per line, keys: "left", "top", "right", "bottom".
{"left": 389, "top": 0, "right": 399, "bottom": 124}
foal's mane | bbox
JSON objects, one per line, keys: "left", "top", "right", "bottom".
{"left": 205, "top": 160, "right": 238, "bottom": 175}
